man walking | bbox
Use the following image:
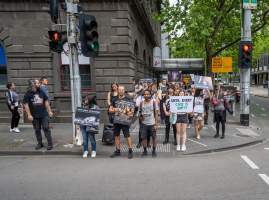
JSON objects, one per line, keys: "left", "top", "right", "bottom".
{"left": 109, "top": 85, "right": 134, "bottom": 159}
{"left": 23, "top": 79, "right": 54, "bottom": 150}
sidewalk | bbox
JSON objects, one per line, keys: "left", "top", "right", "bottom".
{"left": 0, "top": 109, "right": 265, "bottom": 156}
{"left": 251, "top": 86, "right": 268, "bottom": 98}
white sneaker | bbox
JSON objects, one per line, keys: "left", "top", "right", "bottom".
{"left": 13, "top": 128, "right": 20, "bottom": 133}
{"left": 181, "top": 144, "right": 186, "bottom": 152}
{"left": 82, "top": 151, "right": 88, "bottom": 158}
{"left": 91, "top": 151, "right": 96, "bottom": 158}
{"left": 176, "top": 145, "right": 181, "bottom": 151}
{"left": 10, "top": 128, "right": 14, "bottom": 132}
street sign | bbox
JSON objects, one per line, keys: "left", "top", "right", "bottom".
{"left": 243, "top": 0, "right": 257, "bottom": 10}
{"left": 212, "top": 57, "right": 233, "bottom": 73}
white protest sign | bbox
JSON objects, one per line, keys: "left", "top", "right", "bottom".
{"left": 170, "top": 96, "right": 194, "bottom": 113}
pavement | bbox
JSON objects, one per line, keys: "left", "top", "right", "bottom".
{"left": 0, "top": 105, "right": 265, "bottom": 156}
{"left": 251, "top": 86, "right": 268, "bottom": 98}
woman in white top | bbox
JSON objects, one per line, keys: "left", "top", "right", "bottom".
{"left": 193, "top": 89, "right": 205, "bottom": 139}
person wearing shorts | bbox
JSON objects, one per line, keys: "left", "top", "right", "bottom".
{"left": 109, "top": 85, "right": 134, "bottom": 159}
{"left": 193, "top": 89, "right": 205, "bottom": 139}
{"left": 175, "top": 90, "right": 188, "bottom": 152}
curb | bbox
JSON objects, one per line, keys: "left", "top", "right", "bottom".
{"left": 0, "top": 139, "right": 265, "bottom": 156}
{"left": 185, "top": 139, "right": 264, "bottom": 155}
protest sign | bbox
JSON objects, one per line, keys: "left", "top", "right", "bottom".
{"left": 168, "top": 71, "right": 182, "bottom": 82}
{"left": 74, "top": 107, "right": 100, "bottom": 133}
{"left": 113, "top": 100, "right": 135, "bottom": 126}
{"left": 192, "top": 75, "right": 213, "bottom": 90}
{"left": 170, "top": 96, "right": 194, "bottom": 113}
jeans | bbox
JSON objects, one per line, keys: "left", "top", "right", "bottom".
{"left": 81, "top": 125, "right": 97, "bottom": 152}
{"left": 32, "top": 116, "right": 52, "bottom": 147}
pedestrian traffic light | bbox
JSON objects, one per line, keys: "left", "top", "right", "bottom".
{"left": 239, "top": 41, "right": 252, "bottom": 68}
{"left": 49, "top": 0, "right": 59, "bottom": 23}
{"left": 48, "top": 31, "right": 64, "bottom": 53}
{"left": 79, "top": 14, "right": 99, "bottom": 57}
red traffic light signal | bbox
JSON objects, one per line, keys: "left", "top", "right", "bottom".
{"left": 48, "top": 31, "right": 66, "bottom": 53}
{"left": 239, "top": 41, "right": 252, "bottom": 68}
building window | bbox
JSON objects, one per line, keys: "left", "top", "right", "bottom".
{"left": 60, "top": 65, "right": 92, "bottom": 91}
{"left": 0, "top": 43, "right": 7, "bottom": 88}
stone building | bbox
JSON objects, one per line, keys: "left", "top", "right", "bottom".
{"left": 0, "top": 0, "right": 161, "bottom": 122}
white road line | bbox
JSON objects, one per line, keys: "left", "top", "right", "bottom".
{"left": 96, "top": 139, "right": 102, "bottom": 142}
{"left": 241, "top": 155, "right": 259, "bottom": 169}
{"left": 264, "top": 148, "right": 269, "bottom": 150}
{"left": 259, "top": 174, "right": 269, "bottom": 186}
{"left": 187, "top": 138, "right": 208, "bottom": 147}
{"left": 211, "top": 125, "right": 216, "bottom": 131}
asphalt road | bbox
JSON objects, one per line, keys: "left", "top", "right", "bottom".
{"left": 0, "top": 140, "right": 269, "bottom": 200}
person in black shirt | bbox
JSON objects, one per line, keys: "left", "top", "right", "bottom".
{"left": 23, "top": 79, "right": 54, "bottom": 150}
{"left": 109, "top": 85, "right": 134, "bottom": 159}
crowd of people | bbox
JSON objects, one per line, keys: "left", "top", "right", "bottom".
{"left": 5, "top": 76, "right": 234, "bottom": 158}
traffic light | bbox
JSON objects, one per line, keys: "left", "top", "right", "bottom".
{"left": 79, "top": 14, "right": 99, "bottom": 57}
{"left": 49, "top": 0, "right": 59, "bottom": 23}
{"left": 48, "top": 31, "right": 65, "bottom": 53}
{"left": 239, "top": 41, "right": 252, "bottom": 68}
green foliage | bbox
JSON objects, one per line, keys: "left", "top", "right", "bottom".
{"left": 156, "top": 0, "right": 269, "bottom": 73}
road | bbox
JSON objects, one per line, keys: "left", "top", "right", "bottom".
{"left": 0, "top": 140, "right": 269, "bottom": 200}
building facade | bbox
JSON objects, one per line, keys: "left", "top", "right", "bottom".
{"left": 251, "top": 53, "right": 269, "bottom": 86}
{"left": 0, "top": 0, "right": 161, "bottom": 123}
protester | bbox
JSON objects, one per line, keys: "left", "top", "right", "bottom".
{"left": 107, "top": 83, "right": 118, "bottom": 123}
{"left": 23, "top": 79, "right": 54, "bottom": 150}
{"left": 40, "top": 76, "right": 49, "bottom": 100}
{"left": 139, "top": 90, "right": 158, "bottom": 157}
{"left": 6, "top": 82, "right": 20, "bottom": 133}
{"left": 81, "top": 95, "right": 99, "bottom": 158}
{"left": 203, "top": 89, "right": 211, "bottom": 125}
{"left": 175, "top": 90, "right": 188, "bottom": 151}
{"left": 211, "top": 87, "right": 233, "bottom": 139}
{"left": 163, "top": 87, "right": 177, "bottom": 145}
{"left": 109, "top": 85, "right": 134, "bottom": 159}
{"left": 193, "top": 89, "right": 204, "bottom": 139}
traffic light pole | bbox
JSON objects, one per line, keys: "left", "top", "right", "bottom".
{"left": 66, "top": 0, "right": 81, "bottom": 143}
{"left": 240, "top": 8, "right": 251, "bottom": 126}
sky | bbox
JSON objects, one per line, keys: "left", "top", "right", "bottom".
{"left": 169, "top": 0, "right": 178, "bottom": 5}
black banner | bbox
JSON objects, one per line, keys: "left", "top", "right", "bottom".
{"left": 74, "top": 107, "right": 100, "bottom": 133}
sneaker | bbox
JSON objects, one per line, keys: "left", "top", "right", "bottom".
{"left": 13, "top": 128, "right": 20, "bottom": 133}
{"left": 35, "top": 143, "right": 44, "bottom": 150}
{"left": 181, "top": 144, "right": 186, "bottom": 152}
{"left": 214, "top": 134, "right": 219, "bottom": 138}
{"left": 152, "top": 151, "right": 157, "bottom": 158}
{"left": 176, "top": 145, "right": 181, "bottom": 151}
{"left": 47, "top": 145, "right": 53, "bottom": 151}
{"left": 136, "top": 143, "right": 141, "bottom": 148}
{"left": 83, "top": 151, "right": 88, "bottom": 158}
{"left": 10, "top": 128, "right": 14, "bottom": 133}
{"left": 163, "top": 140, "right": 169, "bottom": 144}
{"left": 110, "top": 150, "right": 121, "bottom": 158}
{"left": 128, "top": 151, "right": 133, "bottom": 159}
{"left": 220, "top": 135, "right": 225, "bottom": 139}
{"left": 91, "top": 151, "right": 96, "bottom": 158}
{"left": 196, "top": 135, "right": 201, "bottom": 140}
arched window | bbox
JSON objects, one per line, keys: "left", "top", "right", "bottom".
{"left": 0, "top": 42, "right": 7, "bottom": 87}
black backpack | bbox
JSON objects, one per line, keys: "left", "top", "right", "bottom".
{"left": 102, "top": 123, "right": 114, "bottom": 145}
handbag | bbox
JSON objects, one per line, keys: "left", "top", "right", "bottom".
{"left": 169, "top": 113, "right": 177, "bottom": 125}
{"left": 75, "top": 125, "right": 83, "bottom": 146}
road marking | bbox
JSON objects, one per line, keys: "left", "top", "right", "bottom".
{"left": 187, "top": 138, "right": 208, "bottom": 147}
{"left": 251, "top": 114, "right": 255, "bottom": 118}
{"left": 259, "top": 174, "right": 269, "bottom": 186}
{"left": 241, "top": 155, "right": 259, "bottom": 169}
{"left": 211, "top": 125, "right": 216, "bottom": 131}
{"left": 264, "top": 148, "right": 269, "bottom": 150}
{"left": 236, "top": 128, "right": 259, "bottom": 137}
{"left": 96, "top": 139, "right": 102, "bottom": 142}
{"left": 256, "top": 103, "right": 260, "bottom": 106}
{"left": 261, "top": 107, "right": 265, "bottom": 111}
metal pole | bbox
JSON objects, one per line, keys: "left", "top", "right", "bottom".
{"left": 240, "top": 8, "right": 251, "bottom": 126}
{"left": 66, "top": 0, "right": 81, "bottom": 143}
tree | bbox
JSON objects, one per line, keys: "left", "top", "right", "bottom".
{"left": 156, "top": 0, "right": 269, "bottom": 75}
